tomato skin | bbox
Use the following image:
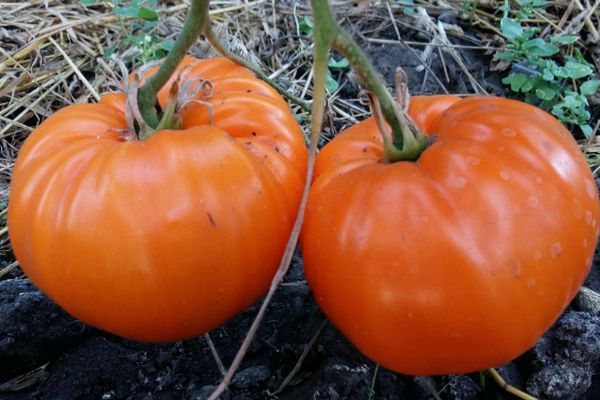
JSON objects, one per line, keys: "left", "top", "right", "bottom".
{"left": 9, "top": 58, "right": 307, "bottom": 341}
{"left": 302, "top": 96, "right": 599, "bottom": 375}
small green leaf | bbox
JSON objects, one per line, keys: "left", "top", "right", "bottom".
{"left": 325, "top": 70, "right": 339, "bottom": 94}
{"left": 115, "top": 5, "right": 140, "bottom": 18}
{"left": 581, "top": 80, "right": 600, "bottom": 96}
{"left": 142, "top": 20, "right": 158, "bottom": 31}
{"left": 138, "top": 6, "right": 158, "bottom": 21}
{"left": 328, "top": 57, "right": 349, "bottom": 71}
{"left": 403, "top": 7, "right": 415, "bottom": 15}
{"left": 564, "top": 61, "right": 593, "bottom": 79}
{"left": 103, "top": 47, "right": 115, "bottom": 58}
{"left": 521, "top": 79, "right": 536, "bottom": 93}
{"left": 535, "top": 85, "right": 557, "bottom": 101}
{"left": 581, "top": 124, "right": 593, "bottom": 138}
{"left": 502, "top": 73, "right": 528, "bottom": 91}
{"left": 159, "top": 39, "right": 175, "bottom": 51}
{"left": 299, "top": 16, "right": 314, "bottom": 35}
{"left": 542, "top": 68, "right": 554, "bottom": 81}
{"left": 494, "top": 51, "right": 520, "bottom": 61}
{"left": 523, "top": 38, "right": 559, "bottom": 57}
{"left": 543, "top": 60, "right": 567, "bottom": 79}
{"left": 500, "top": 18, "right": 523, "bottom": 41}
{"left": 550, "top": 35, "right": 579, "bottom": 45}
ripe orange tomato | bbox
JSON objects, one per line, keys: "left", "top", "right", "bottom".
{"left": 301, "top": 95, "right": 599, "bottom": 375}
{"left": 9, "top": 57, "right": 307, "bottom": 341}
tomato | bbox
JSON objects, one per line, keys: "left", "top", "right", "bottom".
{"left": 8, "top": 57, "right": 307, "bottom": 341}
{"left": 301, "top": 95, "right": 599, "bottom": 375}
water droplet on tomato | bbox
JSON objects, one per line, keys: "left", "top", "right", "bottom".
{"left": 453, "top": 177, "right": 467, "bottom": 188}
{"left": 551, "top": 242, "right": 563, "bottom": 258}
{"left": 526, "top": 278, "right": 536, "bottom": 287}
{"left": 502, "top": 128, "right": 517, "bottom": 137}
{"left": 536, "top": 176, "right": 543, "bottom": 184}
{"left": 585, "top": 211, "right": 593, "bottom": 225}
{"left": 500, "top": 171, "right": 509, "bottom": 181}
{"left": 583, "top": 238, "right": 588, "bottom": 248}
{"left": 533, "top": 251, "right": 542, "bottom": 261}
{"left": 528, "top": 196, "right": 539, "bottom": 207}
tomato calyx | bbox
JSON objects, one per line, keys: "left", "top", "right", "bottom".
{"left": 125, "top": 67, "right": 215, "bottom": 141}
{"left": 368, "top": 69, "right": 430, "bottom": 163}
{"left": 140, "top": 80, "right": 183, "bottom": 139}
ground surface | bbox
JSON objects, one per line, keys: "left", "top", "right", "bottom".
{"left": 1, "top": 1, "right": 600, "bottom": 399}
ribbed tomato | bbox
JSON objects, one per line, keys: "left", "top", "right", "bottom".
{"left": 9, "top": 57, "right": 307, "bottom": 341}
{"left": 301, "top": 95, "right": 599, "bottom": 375}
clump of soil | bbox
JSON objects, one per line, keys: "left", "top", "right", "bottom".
{"left": 2, "top": 248, "right": 600, "bottom": 399}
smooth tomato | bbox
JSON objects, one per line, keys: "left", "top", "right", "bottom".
{"left": 9, "top": 57, "right": 307, "bottom": 341}
{"left": 301, "top": 96, "right": 599, "bottom": 375}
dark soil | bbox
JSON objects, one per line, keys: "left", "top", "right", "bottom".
{"left": 2, "top": 249, "right": 600, "bottom": 400}
{"left": 2, "top": 12, "right": 600, "bottom": 400}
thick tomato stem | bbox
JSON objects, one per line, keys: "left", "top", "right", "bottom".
{"left": 368, "top": 92, "right": 430, "bottom": 162}
{"left": 137, "top": 0, "right": 209, "bottom": 128}
{"left": 140, "top": 81, "right": 183, "bottom": 140}
{"left": 309, "top": 0, "right": 429, "bottom": 162}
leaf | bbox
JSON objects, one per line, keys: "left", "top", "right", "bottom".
{"left": 550, "top": 35, "right": 579, "bottom": 45}
{"left": 520, "top": 78, "right": 536, "bottom": 93}
{"left": 535, "top": 85, "right": 557, "bottom": 101}
{"left": 564, "top": 61, "right": 593, "bottom": 79}
{"left": 581, "top": 124, "right": 593, "bottom": 138}
{"left": 502, "top": 73, "right": 528, "bottom": 91}
{"left": 299, "top": 16, "right": 314, "bottom": 36}
{"left": 494, "top": 51, "right": 520, "bottom": 61}
{"left": 581, "top": 80, "right": 600, "bottom": 96}
{"left": 542, "top": 68, "right": 554, "bottom": 81}
{"left": 103, "top": 47, "right": 115, "bottom": 58}
{"left": 142, "top": 20, "right": 157, "bottom": 31}
{"left": 543, "top": 60, "right": 567, "bottom": 79}
{"left": 501, "top": 18, "right": 523, "bottom": 42}
{"left": 523, "top": 38, "right": 559, "bottom": 57}
{"left": 159, "top": 39, "right": 175, "bottom": 52}
{"left": 403, "top": 7, "right": 415, "bottom": 16}
{"left": 138, "top": 6, "right": 158, "bottom": 21}
{"left": 325, "top": 70, "right": 339, "bottom": 94}
{"left": 115, "top": 5, "right": 140, "bottom": 18}
{"left": 328, "top": 57, "right": 349, "bottom": 71}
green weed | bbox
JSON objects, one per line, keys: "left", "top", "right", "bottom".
{"left": 497, "top": 0, "right": 599, "bottom": 137}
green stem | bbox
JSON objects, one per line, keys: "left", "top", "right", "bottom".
{"left": 310, "top": 0, "right": 429, "bottom": 162}
{"left": 204, "top": 25, "right": 312, "bottom": 111}
{"left": 137, "top": 0, "right": 209, "bottom": 128}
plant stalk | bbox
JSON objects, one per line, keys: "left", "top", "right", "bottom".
{"left": 310, "top": 0, "right": 429, "bottom": 162}
{"left": 137, "top": 0, "right": 209, "bottom": 128}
